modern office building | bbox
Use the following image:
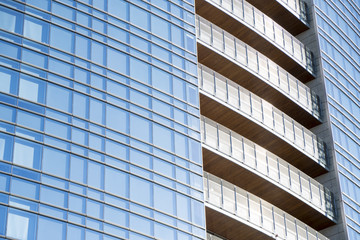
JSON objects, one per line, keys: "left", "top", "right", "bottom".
{"left": 0, "top": 0, "right": 358, "bottom": 240}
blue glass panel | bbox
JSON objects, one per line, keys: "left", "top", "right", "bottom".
{"left": 153, "top": 123, "right": 173, "bottom": 152}
{"left": 130, "top": 114, "right": 151, "bottom": 142}
{"left": 88, "top": 161, "right": 104, "bottom": 189}
{"left": 104, "top": 205, "right": 129, "bottom": 228}
{"left": 69, "top": 193, "right": 86, "bottom": 213}
{"left": 0, "top": 133, "right": 13, "bottom": 162}
{"left": 130, "top": 175, "right": 152, "bottom": 207}
{"left": 107, "top": 47, "right": 128, "bottom": 75}
{"left": 129, "top": 213, "right": 153, "bottom": 236}
{"left": 40, "top": 185, "right": 68, "bottom": 208}
{"left": 89, "top": 98, "right": 105, "bottom": 125}
{"left": 106, "top": 104, "right": 128, "bottom": 133}
{"left": 91, "top": 41, "right": 106, "bottom": 66}
{"left": 87, "top": 199, "right": 103, "bottom": 219}
{"left": 0, "top": 7, "right": 23, "bottom": 34}
{"left": 108, "top": 0, "right": 128, "bottom": 20}
{"left": 6, "top": 208, "right": 37, "bottom": 240}
{"left": 13, "top": 138, "right": 41, "bottom": 169}
{"left": 0, "top": 205, "right": 6, "bottom": 235}
{"left": 0, "top": 173, "right": 10, "bottom": 192}
{"left": 130, "top": 5, "right": 149, "bottom": 30}
{"left": 129, "top": 57, "right": 150, "bottom": 84}
{"left": 26, "top": 0, "right": 50, "bottom": 10}
{"left": 10, "top": 177, "right": 39, "bottom": 200}
{"left": 37, "top": 216, "right": 66, "bottom": 240}
{"left": 151, "top": 15, "right": 169, "bottom": 40}
{"left": 0, "top": 41, "right": 21, "bottom": 60}
{"left": 50, "top": 25, "right": 75, "bottom": 53}
{"left": 24, "top": 15, "right": 49, "bottom": 43}
{"left": 18, "top": 74, "right": 45, "bottom": 103}
{"left": 67, "top": 224, "right": 85, "bottom": 240}
{"left": 104, "top": 166, "right": 128, "bottom": 197}
{"left": 42, "top": 147, "right": 70, "bottom": 178}
{"left": 0, "top": 66, "right": 19, "bottom": 95}
{"left": 154, "top": 184, "right": 175, "bottom": 215}
{"left": 46, "top": 83, "right": 72, "bottom": 113}
{"left": 154, "top": 222, "right": 175, "bottom": 240}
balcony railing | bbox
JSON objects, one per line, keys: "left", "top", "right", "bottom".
{"left": 204, "top": 172, "right": 330, "bottom": 240}
{"left": 199, "top": 65, "right": 327, "bottom": 168}
{"left": 201, "top": 116, "right": 335, "bottom": 220}
{"left": 275, "top": 0, "right": 308, "bottom": 23}
{"left": 196, "top": 16, "right": 319, "bottom": 119}
{"left": 197, "top": 0, "right": 313, "bottom": 73}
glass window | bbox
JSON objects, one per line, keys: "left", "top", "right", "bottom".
{"left": 40, "top": 186, "right": 67, "bottom": 208}
{"left": 68, "top": 194, "right": 86, "bottom": 214}
{"left": 154, "top": 223, "right": 175, "bottom": 240}
{"left": 191, "top": 199, "right": 205, "bottom": 226}
{"left": 108, "top": 0, "right": 128, "bottom": 20}
{"left": 91, "top": 41, "right": 106, "bottom": 66}
{"left": 0, "top": 7, "right": 23, "bottom": 34}
{"left": 37, "top": 216, "right": 66, "bottom": 240}
{"left": 177, "top": 193, "right": 191, "bottom": 221}
{"left": 0, "top": 41, "right": 21, "bottom": 60}
{"left": 13, "top": 138, "right": 41, "bottom": 169}
{"left": 73, "top": 92, "right": 89, "bottom": 119}
{"left": 17, "top": 110, "right": 43, "bottom": 131}
{"left": 129, "top": 213, "right": 153, "bottom": 236}
{"left": 10, "top": 177, "right": 39, "bottom": 200}
{"left": 89, "top": 133, "right": 104, "bottom": 151}
{"left": 185, "top": 33, "right": 196, "bottom": 53}
{"left": 22, "top": 49, "right": 47, "bottom": 69}
{"left": 6, "top": 208, "right": 37, "bottom": 240}
{"left": 88, "top": 161, "right": 104, "bottom": 189}
{"left": 50, "top": 25, "right": 74, "bottom": 53}
{"left": 42, "top": 147, "right": 69, "bottom": 178}
{"left": 87, "top": 199, "right": 103, "bottom": 219}
{"left": 107, "top": 79, "right": 128, "bottom": 99}
{"left": 26, "top": 0, "right": 50, "bottom": 11}
{"left": 70, "top": 155, "right": 87, "bottom": 184}
{"left": 0, "top": 205, "right": 6, "bottom": 235}
{"left": 130, "top": 5, "right": 149, "bottom": 30}
{"left": 52, "top": 2, "right": 75, "bottom": 21}
{"left": 173, "top": 77, "right": 185, "bottom": 101}
{"left": 153, "top": 123, "right": 173, "bottom": 152}
{"left": 72, "top": 127, "right": 88, "bottom": 146}
{"left": 75, "top": 35, "right": 90, "bottom": 59}
{"left": 154, "top": 185, "right": 175, "bottom": 215}
{"left": 0, "top": 66, "right": 18, "bottom": 95}
{"left": 130, "top": 175, "right": 152, "bottom": 207}
{"left": 0, "top": 133, "right": 13, "bottom": 162}
{"left": 130, "top": 114, "right": 151, "bottom": 143}
{"left": 104, "top": 166, "right": 128, "bottom": 198}
{"left": 129, "top": 89, "right": 150, "bottom": 108}
{"left": 107, "top": 47, "right": 128, "bottom": 75}
{"left": 151, "top": 15, "right": 169, "bottom": 40}
{"left": 104, "top": 205, "right": 128, "bottom": 228}
{"left": 174, "top": 133, "right": 188, "bottom": 158}
{"left": 67, "top": 224, "right": 85, "bottom": 240}
{"left": 24, "top": 15, "right": 49, "bottom": 43}
{"left": 18, "top": 74, "right": 45, "bottom": 103}
{"left": 187, "top": 83, "right": 198, "bottom": 106}
{"left": 130, "top": 58, "right": 150, "bottom": 85}
{"left": 105, "top": 139, "right": 128, "bottom": 159}
{"left": 48, "top": 58, "right": 73, "bottom": 78}
{"left": 90, "top": 98, "right": 105, "bottom": 125}
{"left": 46, "top": 83, "right": 72, "bottom": 113}
{"left": 171, "top": 25, "right": 184, "bottom": 48}
{"left": 152, "top": 67, "right": 171, "bottom": 93}
{"left": 108, "top": 25, "right": 128, "bottom": 44}
{"left": 106, "top": 105, "right": 128, "bottom": 133}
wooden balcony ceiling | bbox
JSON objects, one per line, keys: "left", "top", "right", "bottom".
{"left": 245, "top": 0, "right": 309, "bottom": 36}
{"left": 196, "top": 0, "right": 314, "bottom": 83}
{"left": 200, "top": 93, "right": 328, "bottom": 178}
{"left": 203, "top": 148, "right": 336, "bottom": 230}
{"left": 206, "top": 206, "right": 274, "bottom": 240}
{"left": 197, "top": 43, "right": 321, "bottom": 129}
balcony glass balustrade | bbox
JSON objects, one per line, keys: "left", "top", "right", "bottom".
{"left": 204, "top": 172, "right": 330, "bottom": 240}
{"left": 196, "top": 17, "right": 320, "bottom": 119}
{"left": 197, "top": 0, "right": 312, "bottom": 73}
{"left": 201, "top": 116, "right": 336, "bottom": 220}
{"left": 199, "top": 66, "right": 327, "bottom": 168}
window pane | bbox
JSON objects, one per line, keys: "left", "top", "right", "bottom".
{"left": 46, "top": 84, "right": 72, "bottom": 113}
{"left": 42, "top": 147, "right": 69, "bottom": 178}
{"left": 104, "top": 205, "right": 128, "bottom": 228}
{"left": 88, "top": 161, "right": 104, "bottom": 189}
{"left": 37, "top": 216, "right": 66, "bottom": 240}
{"left": 130, "top": 175, "right": 152, "bottom": 207}
{"left": 13, "top": 138, "right": 41, "bottom": 169}
{"left": 104, "top": 167, "right": 128, "bottom": 198}
{"left": 106, "top": 105, "right": 128, "bottom": 133}
{"left": 24, "top": 15, "right": 49, "bottom": 43}
{"left": 153, "top": 123, "right": 173, "bottom": 152}
{"left": 91, "top": 41, "right": 106, "bottom": 66}
{"left": 130, "top": 58, "right": 150, "bottom": 85}
{"left": 129, "top": 214, "right": 153, "bottom": 236}
{"left": 10, "top": 177, "right": 39, "bottom": 200}
{"left": 151, "top": 15, "right": 169, "bottom": 40}
{"left": 130, "top": 114, "right": 151, "bottom": 143}
{"left": 50, "top": 25, "right": 74, "bottom": 53}
{"left": 0, "top": 7, "right": 23, "bottom": 34}
{"left": 67, "top": 224, "right": 85, "bottom": 240}
{"left": 130, "top": 5, "right": 149, "bottom": 30}
{"left": 0, "top": 133, "right": 13, "bottom": 162}
{"left": 70, "top": 155, "right": 87, "bottom": 184}
{"left": 108, "top": 0, "right": 128, "bottom": 20}
{"left": 90, "top": 98, "right": 105, "bottom": 124}
{"left": 154, "top": 185, "right": 175, "bottom": 215}
{"left": 0, "top": 66, "right": 18, "bottom": 95}
{"left": 75, "top": 35, "right": 90, "bottom": 59}
{"left": 107, "top": 47, "right": 128, "bottom": 75}
{"left": 6, "top": 208, "right": 37, "bottom": 240}
{"left": 152, "top": 67, "right": 171, "bottom": 93}
{"left": 19, "top": 74, "right": 45, "bottom": 103}
{"left": 73, "top": 92, "right": 88, "bottom": 119}
{"left": 40, "top": 186, "right": 67, "bottom": 208}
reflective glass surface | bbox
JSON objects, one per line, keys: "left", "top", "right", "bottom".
{"left": 0, "top": 0, "right": 204, "bottom": 239}
{"left": 315, "top": 0, "right": 360, "bottom": 238}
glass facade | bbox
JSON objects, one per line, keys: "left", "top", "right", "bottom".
{"left": 0, "top": 0, "right": 205, "bottom": 239}
{"left": 315, "top": 0, "right": 360, "bottom": 239}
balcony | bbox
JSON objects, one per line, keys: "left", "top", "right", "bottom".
{"left": 204, "top": 172, "right": 330, "bottom": 240}
{"left": 246, "top": 0, "right": 309, "bottom": 35}
{"left": 199, "top": 66, "right": 328, "bottom": 177}
{"left": 196, "top": 17, "right": 321, "bottom": 128}
{"left": 195, "top": 1, "right": 315, "bottom": 82}
{"left": 201, "top": 117, "right": 336, "bottom": 229}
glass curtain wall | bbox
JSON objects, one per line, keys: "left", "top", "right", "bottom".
{"left": 0, "top": 0, "right": 205, "bottom": 240}
{"left": 314, "top": 0, "right": 360, "bottom": 239}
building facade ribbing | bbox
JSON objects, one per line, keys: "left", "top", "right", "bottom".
{"left": 0, "top": 0, "right": 357, "bottom": 239}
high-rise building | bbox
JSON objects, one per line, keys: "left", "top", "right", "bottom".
{"left": 0, "top": 0, "right": 358, "bottom": 240}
